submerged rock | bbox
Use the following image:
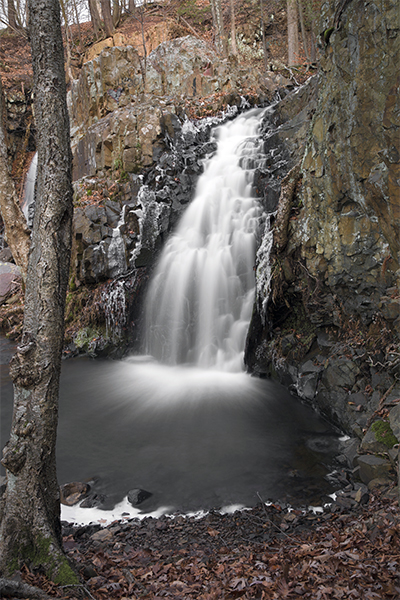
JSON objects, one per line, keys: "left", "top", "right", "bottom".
{"left": 127, "top": 488, "right": 153, "bottom": 506}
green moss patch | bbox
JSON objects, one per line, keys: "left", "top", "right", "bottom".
{"left": 371, "top": 420, "right": 398, "bottom": 449}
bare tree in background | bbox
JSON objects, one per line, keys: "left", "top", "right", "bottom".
{"left": 229, "top": 0, "right": 237, "bottom": 55}
{"left": 7, "top": 0, "right": 18, "bottom": 29}
{"left": 287, "top": 0, "right": 299, "bottom": 65}
{"left": 210, "top": 0, "right": 227, "bottom": 55}
{"left": 101, "top": 0, "right": 113, "bottom": 36}
{"left": 89, "top": 0, "right": 103, "bottom": 37}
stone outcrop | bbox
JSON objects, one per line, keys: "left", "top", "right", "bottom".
{"left": 68, "top": 36, "right": 286, "bottom": 181}
{"left": 245, "top": 0, "right": 399, "bottom": 489}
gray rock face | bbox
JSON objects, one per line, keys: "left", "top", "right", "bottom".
{"left": 246, "top": 0, "right": 400, "bottom": 456}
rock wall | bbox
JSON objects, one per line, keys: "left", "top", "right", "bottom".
{"left": 246, "top": 0, "right": 399, "bottom": 490}
{"left": 68, "top": 36, "right": 290, "bottom": 182}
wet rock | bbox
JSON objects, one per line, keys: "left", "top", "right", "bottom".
{"left": 127, "top": 488, "right": 152, "bottom": 506}
{"left": 340, "top": 437, "right": 360, "bottom": 469}
{"left": 60, "top": 482, "right": 90, "bottom": 506}
{"left": 80, "top": 493, "right": 108, "bottom": 509}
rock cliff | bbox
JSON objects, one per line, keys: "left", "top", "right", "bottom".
{"left": 246, "top": 0, "right": 399, "bottom": 487}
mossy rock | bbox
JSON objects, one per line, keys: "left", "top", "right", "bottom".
{"left": 371, "top": 419, "right": 398, "bottom": 449}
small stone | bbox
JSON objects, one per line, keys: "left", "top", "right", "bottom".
{"left": 91, "top": 528, "right": 114, "bottom": 542}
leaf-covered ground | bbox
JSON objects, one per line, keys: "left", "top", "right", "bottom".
{"left": 14, "top": 488, "right": 400, "bottom": 599}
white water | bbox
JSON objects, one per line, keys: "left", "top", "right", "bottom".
{"left": 22, "top": 152, "right": 37, "bottom": 227}
{"left": 144, "top": 109, "right": 266, "bottom": 371}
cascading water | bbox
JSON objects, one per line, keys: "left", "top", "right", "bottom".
{"left": 144, "top": 109, "right": 266, "bottom": 372}
{"left": 22, "top": 152, "right": 37, "bottom": 228}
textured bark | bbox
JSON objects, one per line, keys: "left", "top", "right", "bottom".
{"left": 287, "top": 0, "right": 300, "bottom": 65}
{"left": 0, "top": 0, "right": 76, "bottom": 584}
{"left": 0, "top": 76, "right": 31, "bottom": 280}
{"left": 100, "top": 0, "right": 114, "bottom": 37}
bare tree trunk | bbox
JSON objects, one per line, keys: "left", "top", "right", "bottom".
{"left": 0, "top": 0, "right": 76, "bottom": 584}
{"left": 59, "top": 0, "right": 74, "bottom": 82}
{"left": 128, "top": 0, "right": 135, "bottom": 13}
{"left": 210, "top": 0, "right": 227, "bottom": 56}
{"left": 89, "top": 0, "right": 103, "bottom": 37}
{"left": 71, "top": 0, "right": 83, "bottom": 50}
{"left": 7, "top": 0, "right": 18, "bottom": 29}
{"left": 101, "top": 0, "right": 114, "bottom": 37}
{"left": 229, "top": 0, "right": 237, "bottom": 55}
{"left": 287, "top": 0, "right": 299, "bottom": 66}
{"left": 297, "top": 0, "right": 310, "bottom": 63}
{"left": 0, "top": 76, "right": 31, "bottom": 280}
{"left": 309, "top": 16, "right": 317, "bottom": 62}
{"left": 260, "top": 0, "right": 268, "bottom": 70}
{"left": 113, "top": 0, "right": 121, "bottom": 27}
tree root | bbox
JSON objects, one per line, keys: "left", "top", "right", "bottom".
{"left": 0, "top": 577, "right": 52, "bottom": 599}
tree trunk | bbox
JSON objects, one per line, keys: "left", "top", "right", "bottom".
{"left": 101, "top": 0, "right": 114, "bottom": 37}
{"left": 260, "top": 0, "right": 268, "bottom": 70}
{"left": 7, "top": 0, "right": 18, "bottom": 30}
{"left": 229, "top": 0, "right": 237, "bottom": 55}
{"left": 128, "top": 0, "right": 135, "bottom": 13}
{"left": 88, "top": 0, "right": 103, "bottom": 37}
{"left": 113, "top": 0, "right": 121, "bottom": 27}
{"left": 0, "top": 0, "right": 76, "bottom": 585}
{"left": 287, "top": 0, "right": 299, "bottom": 66}
{"left": 0, "top": 76, "right": 31, "bottom": 280}
{"left": 210, "top": 0, "right": 227, "bottom": 56}
{"left": 297, "top": 0, "right": 310, "bottom": 63}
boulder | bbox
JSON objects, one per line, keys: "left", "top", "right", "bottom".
{"left": 356, "top": 455, "right": 394, "bottom": 485}
{"left": 127, "top": 488, "right": 152, "bottom": 506}
{"left": 60, "top": 482, "right": 90, "bottom": 506}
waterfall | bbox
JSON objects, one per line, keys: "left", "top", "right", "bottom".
{"left": 144, "top": 109, "right": 266, "bottom": 372}
{"left": 22, "top": 152, "right": 37, "bottom": 228}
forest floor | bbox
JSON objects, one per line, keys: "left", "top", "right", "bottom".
{"left": 10, "top": 488, "right": 400, "bottom": 599}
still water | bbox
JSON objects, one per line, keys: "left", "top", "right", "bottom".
{"left": 1, "top": 336, "right": 341, "bottom": 519}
